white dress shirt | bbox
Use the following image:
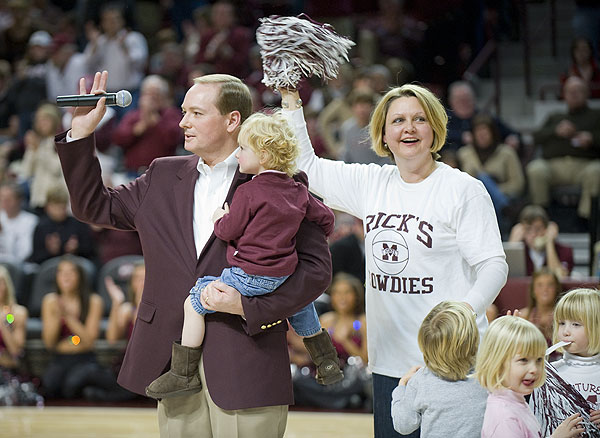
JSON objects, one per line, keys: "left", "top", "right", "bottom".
{"left": 0, "top": 210, "right": 39, "bottom": 262}
{"left": 193, "top": 150, "right": 239, "bottom": 258}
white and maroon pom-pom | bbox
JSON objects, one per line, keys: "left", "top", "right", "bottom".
{"left": 256, "top": 14, "right": 355, "bottom": 89}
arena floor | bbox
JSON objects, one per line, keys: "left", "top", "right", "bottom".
{"left": 0, "top": 406, "right": 374, "bottom": 438}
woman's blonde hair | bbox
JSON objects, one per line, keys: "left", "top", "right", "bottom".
{"left": 0, "top": 265, "right": 16, "bottom": 306}
{"left": 552, "top": 288, "right": 600, "bottom": 355}
{"left": 476, "top": 315, "right": 547, "bottom": 391}
{"left": 238, "top": 111, "right": 299, "bottom": 177}
{"left": 369, "top": 83, "right": 448, "bottom": 159}
{"left": 418, "top": 301, "right": 478, "bottom": 381}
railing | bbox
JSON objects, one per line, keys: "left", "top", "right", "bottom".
{"left": 590, "top": 196, "right": 599, "bottom": 276}
{"left": 462, "top": 39, "right": 500, "bottom": 114}
{"left": 518, "top": 0, "right": 558, "bottom": 97}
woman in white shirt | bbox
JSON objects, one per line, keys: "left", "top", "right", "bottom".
{"left": 279, "top": 84, "right": 508, "bottom": 438}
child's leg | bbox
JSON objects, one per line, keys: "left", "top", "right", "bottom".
{"left": 181, "top": 296, "right": 206, "bottom": 347}
{"left": 290, "top": 303, "right": 344, "bottom": 385}
{"left": 288, "top": 302, "right": 321, "bottom": 337}
{"left": 144, "top": 276, "right": 219, "bottom": 400}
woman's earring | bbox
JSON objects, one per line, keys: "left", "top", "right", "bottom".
{"left": 384, "top": 142, "right": 388, "bottom": 149}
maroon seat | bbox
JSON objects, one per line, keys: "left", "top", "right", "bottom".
{"left": 493, "top": 276, "right": 599, "bottom": 316}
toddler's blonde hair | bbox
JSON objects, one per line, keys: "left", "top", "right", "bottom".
{"left": 238, "top": 111, "right": 298, "bottom": 177}
{"left": 418, "top": 301, "right": 478, "bottom": 381}
{"left": 553, "top": 288, "right": 600, "bottom": 355}
{"left": 476, "top": 315, "right": 547, "bottom": 391}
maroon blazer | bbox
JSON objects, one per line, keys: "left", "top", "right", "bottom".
{"left": 55, "top": 132, "right": 332, "bottom": 410}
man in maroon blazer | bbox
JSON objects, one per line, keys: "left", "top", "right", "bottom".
{"left": 55, "top": 71, "right": 332, "bottom": 437}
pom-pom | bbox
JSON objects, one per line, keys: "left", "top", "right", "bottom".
{"left": 256, "top": 14, "right": 355, "bottom": 89}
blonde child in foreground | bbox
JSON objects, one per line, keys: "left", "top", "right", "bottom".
{"left": 531, "top": 288, "right": 600, "bottom": 435}
{"left": 476, "top": 315, "right": 584, "bottom": 437}
{"left": 391, "top": 301, "right": 488, "bottom": 437}
{"left": 145, "top": 111, "right": 342, "bottom": 399}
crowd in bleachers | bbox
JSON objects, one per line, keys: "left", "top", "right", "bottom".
{"left": 0, "top": 0, "right": 598, "bottom": 410}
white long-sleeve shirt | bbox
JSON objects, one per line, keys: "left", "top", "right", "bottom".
{"left": 391, "top": 367, "right": 488, "bottom": 437}
{"left": 283, "top": 108, "right": 508, "bottom": 377}
{"left": 0, "top": 210, "right": 38, "bottom": 262}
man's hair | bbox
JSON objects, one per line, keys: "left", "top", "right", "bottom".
{"left": 418, "top": 301, "right": 479, "bottom": 381}
{"left": 518, "top": 205, "right": 549, "bottom": 227}
{"left": 448, "top": 80, "right": 476, "bottom": 100}
{"left": 238, "top": 111, "right": 298, "bottom": 177}
{"left": 141, "top": 74, "right": 170, "bottom": 97}
{"left": 553, "top": 288, "right": 600, "bottom": 355}
{"left": 193, "top": 74, "right": 252, "bottom": 124}
{"left": 476, "top": 316, "right": 547, "bottom": 391}
{"left": 0, "top": 182, "right": 24, "bottom": 200}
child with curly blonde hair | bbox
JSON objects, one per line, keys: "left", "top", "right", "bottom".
{"left": 146, "top": 111, "right": 343, "bottom": 399}
{"left": 476, "top": 315, "right": 583, "bottom": 437}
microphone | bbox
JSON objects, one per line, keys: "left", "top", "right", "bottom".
{"left": 56, "top": 90, "right": 133, "bottom": 108}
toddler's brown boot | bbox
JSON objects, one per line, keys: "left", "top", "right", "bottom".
{"left": 145, "top": 341, "right": 202, "bottom": 399}
{"left": 303, "top": 329, "right": 344, "bottom": 385}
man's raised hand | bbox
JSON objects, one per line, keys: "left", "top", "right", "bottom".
{"left": 70, "top": 71, "right": 109, "bottom": 140}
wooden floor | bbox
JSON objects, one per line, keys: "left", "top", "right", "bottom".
{"left": 0, "top": 406, "right": 374, "bottom": 438}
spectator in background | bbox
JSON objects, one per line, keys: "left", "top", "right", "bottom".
{"left": 527, "top": 76, "right": 600, "bottom": 221}
{"left": 0, "top": 182, "right": 38, "bottom": 263}
{"left": 518, "top": 267, "right": 562, "bottom": 359}
{"left": 304, "top": 109, "right": 329, "bottom": 158}
{"left": 105, "top": 261, "right": 144, "bottom": 345}
{"left": 357, "top": 0, "right": 424, "bottom": 67}
{"left": 445, "top": 81, "right": 521, "bottom": 152}
{"left": 0, "top": 0, "right": 37, "bottom": 65}
{"left": 194, "top": 0, "right": 252, "bottom": 77}
{"left": 13, "top": 102, "right": 66, "bottom": 211}
{"left": 340, "top": 89, "right": 389, "bottom": 166}
{"left": 0, "top": 59, "right": 17, "bottom": 143}
{"left": 320, "top": 273, "right": 368, "bottom": 366}
{"left": 40, "top": 256, "right": 104, "bottom": 399}
{"left": 366, "top": 64, "right": 392, "bottom": 96}
{"left": 111, "top": 75, "right": 183, "bottom": 176}
{"left": 329, "top": 214, "right": 365, "bottom": 284}
{"left": 245, "top": 45, "right": 279, "bottom": 109}
{"left": 45, "top": 33, "right": 88, "bottom": 103}
{"left": 148, "top": 29, "right": 189, "bottom": 101}
{"left": 317, "top": 93, "right": 353, "bottom": 158}
{"left": 291, "top": 272, "right": 370, "bottom": 410}
{"left": 2, "top": 30, "right": 52, "bottom": 139}
{"left": 29, "top": 186, "right": 96, "bottom": 265}
{"left": 317, "top": 69, "right": 379, "bottom": 157}
{"left": 457, "top": 114, "right": 525, "bottom": 227}
{"left": 508, "top": 205, "right": 574, "bottom": 279}
{"left": 572, "top": 0, "right": 600, "bottom": 59}
{"left": 560, "top": 37, "right": 600, "bottom": 99}
{"left": 181, "top": 5, "right": 212, "bottom": 60}
{"left": 83, "top": 260, "right": 145, "bottom": 402}
{"left": 83, "top": 2, "right": 148, "bottom": 111}
{"left": 0, "top": 265, "right": 28, "bottom": 371}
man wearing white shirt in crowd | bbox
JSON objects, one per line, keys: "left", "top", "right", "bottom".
{"left": 0, "top": 183, "right": 38, "bottom": 263}
{"left": 83, "top": 3, "right": 148, "bottom": 96}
